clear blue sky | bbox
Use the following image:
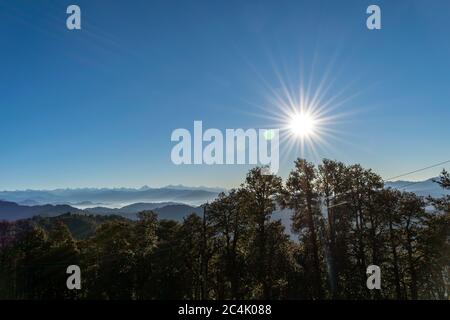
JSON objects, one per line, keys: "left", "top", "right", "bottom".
{"left": 1, "top": 0, "right": 449, "bottom": 190}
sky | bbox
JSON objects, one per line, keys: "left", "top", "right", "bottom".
{"left": 0, "top": 0, "right": 449, "bottom": 190}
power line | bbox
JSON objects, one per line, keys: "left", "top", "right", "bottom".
{"left": 326, "top": 160, "right": 450, "bottom": 204}
{"left": 384, "top": 160, "right": 450, "bottom": 181}
{"left": 328, "top": 201, "right": 348, "bottom": 209}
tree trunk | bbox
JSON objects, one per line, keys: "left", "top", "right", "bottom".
{"left": 389, "top": 220, "right": 402, "bottom": 299}
{"left": 306, "top": 193, "right": 323, "bottom": 299}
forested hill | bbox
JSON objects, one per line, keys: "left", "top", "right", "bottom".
{"left": 0, "top": 200, "right": 85, "bottom": 221}
{"left": 0, "top": 200, "right": 202, "bottom": 221}
{"left": 0, "top": 214, "right": 126, "bottom": 244}
{"left": 0, "top": 160, "right": 448, "bottom": 300}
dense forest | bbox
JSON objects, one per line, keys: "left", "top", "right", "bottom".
{"left": 0, "top": 159, "right": 448, "bottom": 300}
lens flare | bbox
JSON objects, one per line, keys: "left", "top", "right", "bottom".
{"left": 234, "top": 54, "right": 360, "bottom": 163}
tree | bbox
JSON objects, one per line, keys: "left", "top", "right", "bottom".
{"left": 397, "top": 192, "right": 426, "bottom": 300}
{"left": 44, "top": 222, "right": 80, "bottom": 299}
{"left": 435, "top": 169, "right": 450, "bottom": 189}
{"left": 208, "top": 189, "right": 250, "bottom": 299}
{"left": 178, "top": 213, "right": 203, "bottom": 299}
{"left": 282, "top": 159, "right": 324, "bottom": 299}
{"left": 133, "top": 211, "right": 158, "bottom": 299}
{"left": 90, "top": 221, "right": 135, "bottom": 299}
{"left": 16, "top": 226, "right": 48, "bottom": 299}
{"left": 151, "top": 219, "right": 185, "bottom": 299}
{"left": 377, "top": 188, "right": 404, "bottom": 299}
{"left": 243, "top": 167, "right": 283, "bottom": 299}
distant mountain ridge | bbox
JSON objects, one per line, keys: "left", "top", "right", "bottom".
{"left": 163, "top": 185, "right": 227, "bottom": 193}
{"left": 0, "top": 186, "right": 219, "bottom": 207}
{"left": 384, "top": 177, "right": 449, "bottom": 198}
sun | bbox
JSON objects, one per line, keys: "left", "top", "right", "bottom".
{"left": 289, "top": 112, "right": 316, "bottom": 137}
{"left": 239, "top": 57, "right": 356, "bottom": 162}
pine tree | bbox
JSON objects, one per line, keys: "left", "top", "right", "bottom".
{"left": 243, "top": 167, "right": 283, "bottom": 299}
{"left": 282, "top": 159, "right": 324, "bottom": 299}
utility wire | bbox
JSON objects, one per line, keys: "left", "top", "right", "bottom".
{"left": 326, "top": 159, "right": 450, "bottom": 203}
{"left": 384, "top": 160, "right": 450, "bottom": 182}
{"left": 384, "top": 159, "right": 450, "bottom": 190}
